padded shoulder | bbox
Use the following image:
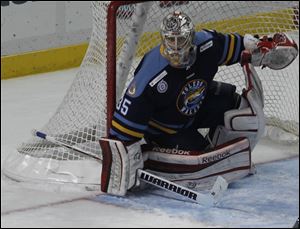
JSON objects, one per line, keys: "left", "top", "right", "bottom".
{"left": 194, "top": 30, "right": 214, "bottom": 45}
{"left": 127, "top": 45, "right": 169, "bottom": 98}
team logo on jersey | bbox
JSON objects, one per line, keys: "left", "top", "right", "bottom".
{"left": 127, "top": 81, "right": 136, "bottom": 97}
{"left": 177, "top": 79, "right": 207, "bottom": 116}
{"left": 157, "top": 80, "right": 168, "bottom": 93}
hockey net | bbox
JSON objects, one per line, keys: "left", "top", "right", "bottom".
{"left": 3, "top": 1, "right": 299, "bottom": 188}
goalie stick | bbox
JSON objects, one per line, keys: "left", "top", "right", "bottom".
{"left": 137, "top": 169, "right": 228, "bottom": 206}
{"left": 32, "top": 129, "right": 102, "bottom": 161}
{"left": 33, "top": 130, "right": 228, "bottom": 206}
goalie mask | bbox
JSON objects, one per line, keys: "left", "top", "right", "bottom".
{"left": 160, "top": 11, "right": 196, "bottom": 68}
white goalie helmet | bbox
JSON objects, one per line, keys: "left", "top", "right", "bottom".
{"left": 160, "top": 11, "right": 196, "bottom": 68}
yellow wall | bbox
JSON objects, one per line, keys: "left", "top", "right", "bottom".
{"left": 1, "top": 7, "right": 297, "bottom": 80}
{"left": 1, "top": 43, "right": 88, "bottom": 80}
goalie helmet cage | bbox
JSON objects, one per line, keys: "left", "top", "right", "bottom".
{"left": 3, "top": 1, "right": 299, "bottom": 189}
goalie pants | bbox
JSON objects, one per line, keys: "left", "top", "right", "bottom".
{"left": 144, "top": 81, "right": 240, "bottom": 150}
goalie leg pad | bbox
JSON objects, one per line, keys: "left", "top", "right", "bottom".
{"left": 99, "top": 138, "right": 144, "bottom": 196}
{"left": 211, "top": 63, "right": 265, "bottom": 151}
{"left": 142, "top": 137, "right": 253, "bottom": 191}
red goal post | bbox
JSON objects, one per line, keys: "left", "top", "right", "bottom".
{"left": 106, "top": 1, "right": 143, "bottom": 132}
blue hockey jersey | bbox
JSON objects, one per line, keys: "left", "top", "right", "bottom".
{"left": 110, "top": 30, "right": 245, "bottom": 141}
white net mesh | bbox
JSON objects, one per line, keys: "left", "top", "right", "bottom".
{"left": 4, "top": 1, "right": 299, "bottom": 186}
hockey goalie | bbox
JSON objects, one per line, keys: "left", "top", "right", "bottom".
{"left": 99, "top": 11, "right": 298, "bottom": 196}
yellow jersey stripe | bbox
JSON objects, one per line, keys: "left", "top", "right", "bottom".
{"left": 112, "top": 120, "right": 144, "bottom": 138}
{"left": 224, "top": 34, "right": 235, "bottom": 65}
{"left": 149, "top": 121, "right": 177, "bottom": 134}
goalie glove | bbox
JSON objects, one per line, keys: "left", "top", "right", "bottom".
{"left": 99, "top": 138, "right": 144, "bottom": 196}
{"left": 243, "top": 33, "right": 298, "bottom": 69}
